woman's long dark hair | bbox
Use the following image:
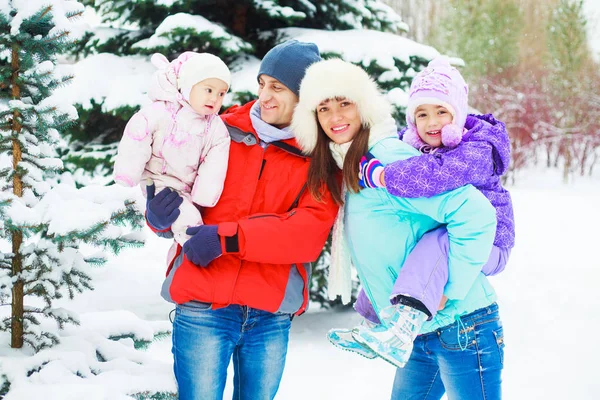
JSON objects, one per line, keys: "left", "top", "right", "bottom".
{"left": 306, "top": 114, "right": 370, "bottom": 206}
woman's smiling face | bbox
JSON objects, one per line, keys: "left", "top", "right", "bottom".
{"left": 316, "top": 97, "right": 362, "bottom": 145}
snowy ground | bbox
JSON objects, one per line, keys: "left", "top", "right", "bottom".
{"left": 2, "top": 167, "right": 599, "bottom": 399}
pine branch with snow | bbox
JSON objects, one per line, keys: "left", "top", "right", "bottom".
{"left": 0, "top": 310, "right": 177, "bottom": 398}
{"left": 131, "top": 13, "right": 254, "bottom": 62}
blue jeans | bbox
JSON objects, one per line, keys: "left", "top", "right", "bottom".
{"left": 172, "top": 303, "right": 291, "bottom": 400}
{"left": 391, "top": 303, "right": 504, "bottom": 400}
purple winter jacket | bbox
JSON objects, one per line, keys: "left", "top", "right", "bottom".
{"left": 386, "top": 114, "right": 515, "bottom": 249}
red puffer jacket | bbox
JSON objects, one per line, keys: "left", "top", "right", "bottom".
{"left": 159, "top": 100, "right": 339, "bottom": 315}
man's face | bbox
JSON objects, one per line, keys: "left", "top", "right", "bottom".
{"left": 257, "top": 75, "right": 299, "bottom": 128}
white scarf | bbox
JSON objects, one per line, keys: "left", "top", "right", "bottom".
{"left": 327, "top": 117, "right": 398, "bottom": 304}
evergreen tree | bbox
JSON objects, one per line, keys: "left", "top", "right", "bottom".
{"left": 79, "top": 0, "right": 406, "bottom": 56}
{"left": 546, "top": 0, "right": 595, "bottom": 182}
{"left": 547, "top": 0, "right": 589, "bottom": 78}
{"left": 0, "top": 0, "right": 144, "bottom": 350}
{"left": 429, "top": 0, "right": 523, "bottom": 80}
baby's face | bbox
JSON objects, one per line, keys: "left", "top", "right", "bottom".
{"left": 188, "top": 78, "right": 229, "bottom": 115}
{"left": 414, "top": 104, "right": 453, "bottom": 148}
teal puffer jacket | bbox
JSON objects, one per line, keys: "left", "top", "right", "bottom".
{"left": 345, "top": 137, "right": 497, "bottom": 333}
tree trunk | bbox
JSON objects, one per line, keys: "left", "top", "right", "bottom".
{"left": 231, "top": 3, "right": 249, "bottom": 38}
{"left": 216, "top": 0, "right": 248, "bottom": 37}
{"left": 580, "top": 141, "right": 589, "bottom": 176}
{"left": 589, "top": 151, "right": 598, "bottom": 176}
{"left": 563, "top": 138, "right": 571, "bottom": 184}
{"left": 10, "top": 43, "right": 24, "bottom": 349}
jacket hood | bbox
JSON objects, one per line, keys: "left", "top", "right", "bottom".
{"left": 291, "top": 58, "right": 392, "bottom": 155}
{"left": 464, "top": 114, "right": 511, "bottom": 176}
{"left": 147, "top": 52, "right": 198, "bottom": 104}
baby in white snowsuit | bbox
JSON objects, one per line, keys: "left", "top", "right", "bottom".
{"left": 114, "top": 52, "right": 231, "bottom": 245}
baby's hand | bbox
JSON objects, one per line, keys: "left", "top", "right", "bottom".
{"left": 146, "top": 181, "right": 183, "bottom": 230}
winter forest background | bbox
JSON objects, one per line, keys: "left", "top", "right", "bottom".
{"left": 0, "top": 0, "right": 599, "bottom": 399}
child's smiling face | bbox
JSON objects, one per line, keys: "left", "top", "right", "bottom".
{"left": 414, "top": 104, "right": 454, "bottom": 148}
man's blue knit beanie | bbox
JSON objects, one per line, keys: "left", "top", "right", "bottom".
{"left": 257, "top": 40, "right": 321, "bottom": 96}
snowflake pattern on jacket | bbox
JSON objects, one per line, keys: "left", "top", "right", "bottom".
{"left": 386, "top": 114, "right": 515, "bottom": 249}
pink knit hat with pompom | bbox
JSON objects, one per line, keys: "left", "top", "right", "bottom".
{"left": 404, "top": 57, "right": 468, "bottom": 148}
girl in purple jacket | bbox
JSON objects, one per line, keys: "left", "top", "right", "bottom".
{"left": 329, "top": 57, "right": 515, "bottom": 368}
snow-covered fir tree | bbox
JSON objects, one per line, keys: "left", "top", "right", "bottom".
{"left": 0, "top": 0, "right": 145, "bottom": 351}
{"left": 546, "top": 0, "right": 597, "bottom": 182}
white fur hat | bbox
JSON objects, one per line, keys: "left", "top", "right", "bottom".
{"left": 292, "top": 58, "right": 392, "bottom": 154}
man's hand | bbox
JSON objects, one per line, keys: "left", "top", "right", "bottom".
{"left": 183, "top": 225, "right": 222, "bottom": 267}
{"left": 146, "top": 181, "right": 183, "bottom": 230}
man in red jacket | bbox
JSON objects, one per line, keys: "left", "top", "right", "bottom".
{"left": 146, "top": 40, "right": 339, "bottom": 400}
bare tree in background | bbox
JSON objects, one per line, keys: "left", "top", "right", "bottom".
{"left": 381, "top": 0, "right": 443, "bottom": 43}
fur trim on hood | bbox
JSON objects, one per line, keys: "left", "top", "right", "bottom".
{"left": 292, "top": 58, "right": 392, "bottom": 155}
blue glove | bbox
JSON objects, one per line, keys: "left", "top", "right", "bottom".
{"left": 146, "top": 182, "right": 183, "bottom": 230}
{"left": 358, "top": 152, "right": 385, "bottom": 189}
{"left": 183, "top": 225, "right": 222, "bottom": 267}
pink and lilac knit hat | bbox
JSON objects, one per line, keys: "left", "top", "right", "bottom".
{"left": 403, "top": 57, "right": 469, "bottom": 149}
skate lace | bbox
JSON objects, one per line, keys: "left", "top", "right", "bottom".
{"left": 390, "top": 310, "right": 419, "bottom": 341}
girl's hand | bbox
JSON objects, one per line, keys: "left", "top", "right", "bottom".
{"left": 358, "top": 153, "right": 385, "bottom": 188}
{"left": 438, "top": 295, "right": 448, "bottom": 310}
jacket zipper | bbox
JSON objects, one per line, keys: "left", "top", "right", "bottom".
{"left": 258, "top": 159, "right": 266, "bottom": 179}
{"left": 248, "top": 213, "right": 278, "bottom": 220}
{"left": 247, "top": 210, "right": 296, "bottom": 220}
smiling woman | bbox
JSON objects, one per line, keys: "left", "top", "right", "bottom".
{"left": 291, "top": 58, "right": 504, "bottom": 400}
{"left": 316, "top": 97, "right": 362, "bottom": 145}
{"left": 291, "top": 59, "right": 390, "bottom": 204}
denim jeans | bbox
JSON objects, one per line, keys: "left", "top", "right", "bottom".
{"left": 391, "top": 303, "right": 504, "bottom": 400}
{"left": 172, "top": 302, "right": 291, "bottom": 400}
